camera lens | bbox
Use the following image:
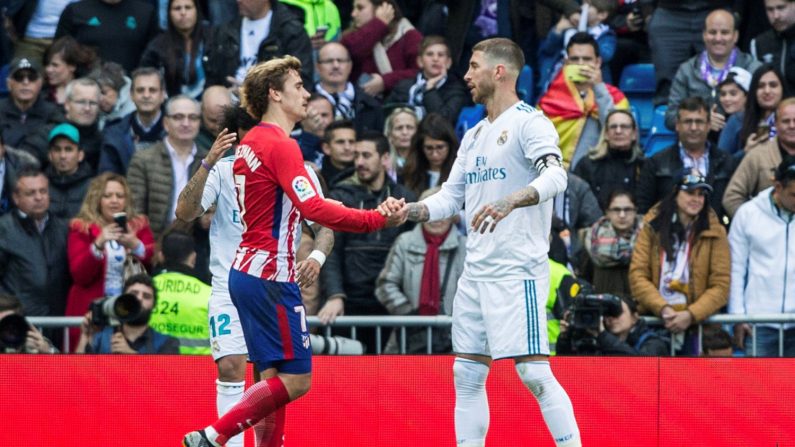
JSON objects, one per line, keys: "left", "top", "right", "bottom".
{"left": 0, "top": 314, "right": 30, "bottom": 349}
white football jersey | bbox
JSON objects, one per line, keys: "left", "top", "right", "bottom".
{"left": 422, "top": 101, "right": 563, "bottom": 281}
{"left": 202, "top": 155, "right": 323, "bottom": 285}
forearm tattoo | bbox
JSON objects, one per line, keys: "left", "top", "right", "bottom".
{"left": 178, "top": 170, "right": 209, "bottom": 219}
{"left": 313, "top": 226, "right": 335, "bottom": 256}
{"left": 407, "top": 203, "right": 430, "bottom": 222}
{"left": 508, "top": 186, "right": 540, "bottom": 208}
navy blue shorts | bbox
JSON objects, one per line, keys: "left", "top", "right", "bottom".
{"left": 229, "top": 268, "right": 312, "bottom": 374}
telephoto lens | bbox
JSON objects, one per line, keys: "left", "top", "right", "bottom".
{"left": 310, "top": 334, "right": 365, "bottom": 355}
{"left": 0, "top": 314, "right": 31, "bottom": 350}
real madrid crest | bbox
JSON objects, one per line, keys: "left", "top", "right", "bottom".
{"left": 497, "top": 130, "right": 508, "bottom": 145}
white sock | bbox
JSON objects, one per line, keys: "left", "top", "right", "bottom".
{"left": 453, "top": 358, "right": 490, "bottom": 446}
{"left": 216, "top": 380, "right": 246, "bottom": 447}
{"left": 515, "top": 361, "right": 581, "bottom": 447}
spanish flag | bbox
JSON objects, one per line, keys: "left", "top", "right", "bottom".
{"left": 538, "top": 70, "right": 630, "bottom": 166}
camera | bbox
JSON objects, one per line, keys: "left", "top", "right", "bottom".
{"left": 90, "top": 293, "right": 142, "bottom": 327}
{"left": 0, "top": 314, "right": 31, "bottom": 350}
{"left": 310, "top": 334, "right": 364, "bottom": 355}
{"left": 556, "top": 278, "right": 623, "bottom": 354}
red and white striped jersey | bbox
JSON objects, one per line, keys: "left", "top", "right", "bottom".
{"left": 232, "top": 123, "right": 385, "bottom": 281}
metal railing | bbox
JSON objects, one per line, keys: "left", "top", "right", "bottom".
{"left": 26, "top": 314, "right": 795, "bottom": 356}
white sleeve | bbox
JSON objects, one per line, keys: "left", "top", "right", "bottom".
{"left": 522, "top": 111, "right": 567, "bottom": 203}
{"left": 200, "top": 162, "right": 223, "bottom": 212}
{"left": 421, "top": 136, "right": 468, "bottom": 221}
{"left": 728, "top": 210, "right": 749, "bottom": 314}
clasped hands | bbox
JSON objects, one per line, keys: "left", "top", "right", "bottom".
{"left": 377, "top": 197, "right": 515, "bottom": 233}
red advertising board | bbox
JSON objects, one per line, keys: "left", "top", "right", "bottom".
{"left": 0, "top": 356, "right": 792, "bottom": 446}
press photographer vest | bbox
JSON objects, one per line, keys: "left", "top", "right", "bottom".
{"left": 150, "top": 271, "right": 211, "bottom": 355}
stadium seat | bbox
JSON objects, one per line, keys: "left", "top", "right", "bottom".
{"left": 455, "top": 104, "right": 485, "bottom": 140}
{"left": 620, "top": 64, "right": 656, "bottom": 143}
{"left": 516, "top": 65, "right": 534, "bottom": 105}
{"left": 619, "top": 64, "right": 655, "bottom": 94}
{"left": 644, "top": 133, "right": 677, "bottom": 157}
{"left": 649, "top": 105, "right": 673, "bottom": 137}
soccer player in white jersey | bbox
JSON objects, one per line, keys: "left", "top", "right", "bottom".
{"left": 382, "top": 38, "right": 581, "bottom": 446}
{"left": 176, "top": 107, "right": 334, "bottom": 447}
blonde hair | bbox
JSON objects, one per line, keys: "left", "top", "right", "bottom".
{"left": 240, "top": 55, "right": 302, "bottom": 119}
{"left": 588, "top": 109, "right": 643, "bottom": 162}
{"left": 72, "top": 173, "right": 138, "bottom": 231}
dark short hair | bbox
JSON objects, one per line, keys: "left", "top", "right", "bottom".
{"left": 0, "top": 293, "right": 23, "bottom": 314}
{"left": 13, "top": 167, "right": 46, "bottom": 193}
{"left": 566, "top": 32, "right": 600, "bottom": 58}
{"left": 130, "top": 67, "right": 165, "bottom": 91}
{"left": 323, "top": 119, "right": 355, "bottom": 144}
{"left": 161, "top": 230, "right": 196, "bottom": 264}
{"left": 702, "top": 328, "right": 733, "bottom": 353}
{"left": 221, "top": 106, "right": 259, "bottom": 141}
{"left": 677, "top": 96, "right": 710, "bottom": 119}
{"left": 472, "top": 37, "right": 524, "bottom": 74}
{"left": 123, "top": 273, "right": 157, "bottom": 302}
{"left": 589, "top": 0, "right": 617, "bottom": 15}
{"left": 775, "top": 155, "right": 795, "bottom": 186}
{"left": 357, "top": 130, "right": 390, "bottom": 156}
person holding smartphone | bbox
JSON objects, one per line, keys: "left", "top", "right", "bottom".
{"left": 538, "top": 32, "right": 630, "bottom": 170}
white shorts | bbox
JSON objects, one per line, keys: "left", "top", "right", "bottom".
{"left": 208, "top": 279, "right": 248, "bottom": 361}
{"left": 452, "top": 277, "right": 550, "bottom": 359}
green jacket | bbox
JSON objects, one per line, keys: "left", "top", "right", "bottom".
{"left": 548, "top": 259, "right": 572, "bottom": 354}
{"left": 280, "top": 0, "right": 342, "bottom": 40}
{"left": 150, "top": 268, "right": 211, "bottom": 355}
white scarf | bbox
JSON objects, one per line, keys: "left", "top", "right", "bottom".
{"left": 373, "top": 18, "right": 415, "bottom": 75}
{"left": 316, "top": 82, "right": 355, "bottom": 120}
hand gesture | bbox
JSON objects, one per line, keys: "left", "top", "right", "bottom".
{"left": 97, "top": 222, "right": 123, "bottom": 247}
{"left": 578, "top": 63, "right": 601, "bottom": 87}
{"left": 375, "top": 2, "right": 395, "bottom": 25}
{"left": 733, "top": 323, "right": 751, "bottom": 350}
{"left": 471, "top": 198, "right": 514, "bottom": 234}
{"left": 318, "top": 297, "right": 345, "bottom": 325}
{"left": 117, "top": 226, "right": 141, "bottom": 251}
{"left": 745, "top": 128, "right": 769, "bottom": 150}
{"left": 710, "top": 105, "right": 726, "bottom": 132}
{"left": 110, "top": 332, "right": 136, "bottom": 354}
{"left": 205, "top": 128, "right": 238, "bottom": 166}
{"left": 663, "top": 309, "right": 693, "bottom": 334}
{"left": 25, "top": 326, "right": 50, "bottom": 353}
{"left": 303, "top": 105, "right": 329, "bottom": 136}
{"left": 362, "top": 73, "right": 385, "bottom": 97}
{"left": 378, "top": 197, "right": 407, "bottom": 228}
{"left": 425, "top": 72, "right": 447, "bottom": 90}
{"left": 295, "top": 258, "right": 321, "bottom": 289}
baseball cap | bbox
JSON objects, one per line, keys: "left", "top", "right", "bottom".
{"left": 718, "top": 67, "right": 752, "bottom": 93}
{"left": 678, "top": 171, "right": 713, "bottom": 193}
{"left": 8, "top": 57, "right": 42, "bottom": 76}
{"left": 48, "top": 123, "right": 81, "bottom": 145}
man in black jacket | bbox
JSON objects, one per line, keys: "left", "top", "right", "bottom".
{"left": 751, "top": 0, "right": 795, "bottom": 93}
{"left": 314, "top": 42, "right": 384, "bottom": 135}
{"left": 0, "top": 57, "right": 63, "bottom": 165}
{"left": 0, "top": 168, "right": 70, "bottom": 317}
{"left": 205, "top": 0, "right": 313, "bottom": 88}
{"left": 636, "top": 96, "right": 736, "bottom": 224}
{"left": 45, "top": 123, "right": 92, "bottom": 219}
{"left": 0, "top": 134, "right": 41, "bottom": 217}
{"left": 320, "top": 130, "right": 416, "bottom": 352}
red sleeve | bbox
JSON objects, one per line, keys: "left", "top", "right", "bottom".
{"left": 67, "top": 222, "right": 105, "bottom": 287}
{"left": 272, "top": 139, "right": 386, "bottom": 233}
{"left": 382, "top": 29, "right": 422, "bottom": 91}
{"left": 130, "top": 216, "right": 155, "bottom": 267}
{"left": 341, "top": 19, "right": 390, "bottom": 60}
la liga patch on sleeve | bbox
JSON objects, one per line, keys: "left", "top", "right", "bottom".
{"left": 292, "top": 176, "right": 317, "bottom": 202}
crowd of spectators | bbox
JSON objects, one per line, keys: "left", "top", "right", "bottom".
{"left": 0, "top": 0, "right": 794, "bottom": 357}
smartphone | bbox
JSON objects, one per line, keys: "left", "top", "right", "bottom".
{"left": 113, "top": 212, "right": 128, "bottom": 232}
{"left": 564, "top": 64, "right": 588, "bottom": 83}
{"left": 316, "top": 25, "right": 328, "bottom": 36}
{"left": 756, "top": 125, "right": 771, "bottom": 139}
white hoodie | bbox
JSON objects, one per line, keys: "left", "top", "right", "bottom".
{"left": 728, "top": 187, "right": 795, "bottom": 328}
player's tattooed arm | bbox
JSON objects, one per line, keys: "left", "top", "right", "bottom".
{"left": 505, "top": 186, "right": 541, "bottom": 209}
{"left": 406, "top": 202, "right": 430, "bottom": 222}
{"left": 176, "top": 169, "right": 210, "bottom": 221}
{"left": 312, "top": 224, "right": 335, "bottom": 257}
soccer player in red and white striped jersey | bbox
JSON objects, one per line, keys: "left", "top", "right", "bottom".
{"left": 183, "top": 56, "right": 405, "bottom": 447}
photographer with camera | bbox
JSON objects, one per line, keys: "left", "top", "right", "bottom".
{"left": 75, "top": 274, "right": 179, "bottom": 354}
{"left": 557, "top": 294, "right": 668, "bottom": 356}
{"left": 0, "top": 293, "right": 58, "bottom": 354}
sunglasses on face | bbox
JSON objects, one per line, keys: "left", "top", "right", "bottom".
{"left": 11, "top": 71, "right": 40, "bottom": 83}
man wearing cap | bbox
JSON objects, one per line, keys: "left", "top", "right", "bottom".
{"left": 0, "top": 57, "right": 64, "bottom": 165}
{"left": 637, "top": 96, "right": 736, "bottom": 224}
{"left": 45, "top": 123, "right": 92, "bottom": 219}
{"left": 63, "top": 77, "right": 103, "bottom": 172}
{"left": 665, "top": 9, "right": 761, "bottom": 130}
{"left": 0, "top": 167, "right": 70, "bottom": 317}
{"left": 729, "top": 156, "right": 795, "bottom": 357}
{"left": 723, "top": 98, "right": 795, "bottom": 217}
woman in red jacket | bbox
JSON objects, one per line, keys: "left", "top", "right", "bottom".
{"left": 342, "top": 0, "right": 422, "bottom": 97}
{"left": 64, "top": 173, "right": 155, "bottom": 351}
